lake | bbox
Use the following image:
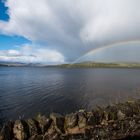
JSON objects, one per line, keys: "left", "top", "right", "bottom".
{"left": 0, "top": 67, "right": 140, "bottom": 126}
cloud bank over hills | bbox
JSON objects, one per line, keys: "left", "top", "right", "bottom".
{"left": 0, "top": 44, "right": 64, "bottom": 63}
{"left": 0, "top": 0, "right": 140, "bottom": 63}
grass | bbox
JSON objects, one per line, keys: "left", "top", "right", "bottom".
{"left": 58, "top": 62, "right": 140, "bottom": 68}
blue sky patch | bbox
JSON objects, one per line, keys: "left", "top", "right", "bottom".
{"left": 0, "top": 35, "right": 31, "bottom": 50}
{"left": 0, "top": 0, "right": 9, "bottom": 21}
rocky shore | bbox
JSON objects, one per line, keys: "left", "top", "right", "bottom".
{"left": 0, "top": 100, "right": 140, "bottom": 140}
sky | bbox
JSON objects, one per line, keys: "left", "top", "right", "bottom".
{"left": 0, "top": 0, "right": 140, "bottom": 64}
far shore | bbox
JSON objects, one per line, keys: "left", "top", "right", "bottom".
{"left": 58, "top": 62, "right": 140, "bottom": 69}
{"left": 1, "top": 62, "right": 140, "bottom": 69}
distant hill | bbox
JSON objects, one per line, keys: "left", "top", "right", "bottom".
{"left": 0, "top": 62, "right": 23, "bottom": 67}
{"left": 0, "top": 62, "right": 42, "bottom": 67}
{"left": 1, "top": 61, "right": 140, "bottom": 68}
{"left": 59, "top": 62, "right": 140, "bottom": 68}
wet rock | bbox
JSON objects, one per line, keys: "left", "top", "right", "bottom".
{"left": 103, "top": 111, "right": 109, "bottom": 121}
{"left": 65, "top": 113, "right": 78, "bottom": 128}
{"left": 91, "top": 127, "right": 110, "bottom": 140}
{"left": 129, "top": 120, "right": 136, "bottom": 128}
{"left": 77, "top": 111, "right": 87, "bottom": 129}
{"left": 43, "top": 125, "right": 60, "bottom": 140}
{"left": 27, "top": 119, "right": 41, "bottom": 136}
{"left": 0, "top": 121, "right": 13, "bottom": 140}
{"left": 128, "top": 102, "right": 140, "bottom": 117}
{"left": 66, "top": 126, "right": 85, "bottom": 135}
{"left": 36, "top": 115, "right": 52, "bottom": 134}
{"left": 101, "top": 111, "right": 109, "bottom": 126}
{"left": 101, "top": 119, "right": 108, "bottom": 126}
{"left": 29, "top": 135, "right": 43, "bottom": 140}
{"left": 13, "top": 120, "right": 29, "bottom": 140}
{"left": 117, "top": 110, "right": 126, "bottom": 120}
{"left": 50, "top": 113, "right": 64, "bottom": 133}
{"left": 106, "top": 106, "right": 118, "bottom": 120}
{"left": 92, "top": 109, "right": 103, "bottom": 125}
{"left": 67, "top": 133, "right": 86, "bottom": 140}
{"left": 86, "top": 112, "right": 96, "bottom": 126}
{"left": 85, "top": 128, "right": 95, "bottom": 137}
{"left": 1, "top": 99, "right": 140, "bottom": 140}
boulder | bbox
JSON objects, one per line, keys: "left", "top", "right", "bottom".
{"left": 0, "top": 121, "right": 13, "bottom": 140}
{"left": 105, "top": 106, "right": 118, "bottom": 121}
{"left": 27, "top": 119, "right": 41, "bottom": 136}
{"left": 13, "top": 120, "right": 29, "bottom": 140}
{"left": 66, "top": 126, "right": 85, "bottom": 134}
{"left": 92, "top": 109, "right": 103, "bottom": 125}
{"left": 65, "top": 113, "right": 78, "bottom": 128}
{"left": 87, "top": 112, "right": 96, "bottom": 126}
{"left": 101, "top": 111, "right": 109, "bottom": 126}
{"left": 36, "top": 115, "right": 52, "bottom": 134}
{"left": 92, "top": 128, "right": 109, "bottom": 139}
{"left": 43, "top": 125, "right": 60, "bottom": 140}
{"left": 50, "top": 113, "right": 64, "bottom": 133}
{"left": 77, "top": 111, "right": 87, "bottom": 129}
{"left": 66, "top": 133, "right": 86, "bottom": 140}
{"left": 29, "top": 135, "right": 43, "bottom": 140}
{"left": 117, "top": 110, "right": 125, "bottom": 120}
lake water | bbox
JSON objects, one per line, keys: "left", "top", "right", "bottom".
{"left": 0, "top": 67, "right": 140, "bottom": 126}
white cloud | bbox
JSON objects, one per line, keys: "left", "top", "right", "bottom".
{"left": 0, "top": 0, "right": 140, "bottom": 62}
{"left": 0, "top": 44, "right": 65, "bottom": 64}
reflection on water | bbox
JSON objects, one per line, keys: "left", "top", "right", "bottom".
{"left": 0, "top": 67, "right": 140, "bottom": 126}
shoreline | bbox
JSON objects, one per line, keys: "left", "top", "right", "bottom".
{"left": 0, "top": 99, "right": 140, "bottom": 140}
{"left": 1, "top": 62, "right": 140, "bottom": 69}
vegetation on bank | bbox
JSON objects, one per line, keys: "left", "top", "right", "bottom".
{"left": 0, "top": 99, "right": 140, "bottom": 140}
{"left": 59, "top": 62, "right": 140, "bottom": 68}
{"left": 1, "top": 61, "right": 140, "bottom": 68}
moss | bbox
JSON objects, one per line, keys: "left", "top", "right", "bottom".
{"left": 59, "top": 62, "right": 140, "bottom": 68}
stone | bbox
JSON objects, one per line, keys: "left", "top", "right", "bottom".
{"left": 78, "top": 112, "right": 87, "bottom": 129}
{"left": 43, "top": 125, "right": 60, "bottom": 140}
{"left": 65, "top": 113, "right": 78, "bottom": 128}
{"left": 0, "top": 121, "right": 13, "bottom": 140}
{"left": 101, "top": 111, "right": 109, "bottom": 126}
{"left": 50, "top": 113, "right": 64, "bottom": 133}
{"left": 27, "top": 119, "right": 41, "bottom": 136}
{"left": 103, "top": 111, "right": 109, "bottom": 121}
{"left": 0, "top": 100, "right": 140, "bottom": 140}
{"left": 13, "top": 120, "right": 29, "bottom": 140}
{"left": 117, "top": 110, "right": 125, "bottom": 120}
{"left": 67, "top": 133, "right": 86, "bottom": 140}
{"left": 29, "top": 135, "right": 43, "bottom": 140}
{"left": 106, "top": 106, "right": 118, "bottom": 120}
{"left": 37, "top": 115, "right": 52, "bottom": 134}
{"left": 92, "top": 109, "right": 103, "bottom": 125}
{"left": 87, "top": 112, "right": 96, "bottom": 126}
{"left": 66, "top": 126, "right": 85, "bottom": 134}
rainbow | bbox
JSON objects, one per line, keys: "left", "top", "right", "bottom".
{"left": 73, "top": 40, "right": 140, "bottom": 63}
